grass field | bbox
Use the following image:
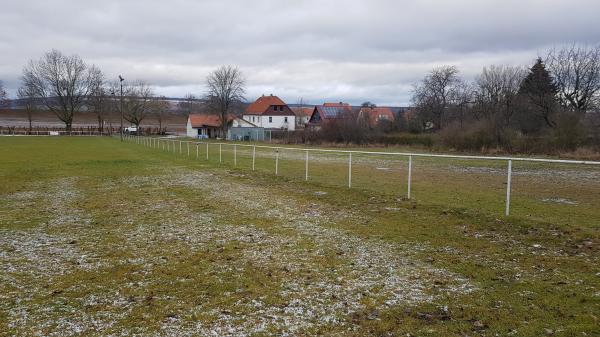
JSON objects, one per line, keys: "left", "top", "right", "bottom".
{"left": 164, "top": 137, "right": 600, "bottom": 228}
{"left": 1, "top": 136, "right": 599, "bottom": 336}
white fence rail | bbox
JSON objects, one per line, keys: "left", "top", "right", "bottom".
{"left": 121, "top": 134, "right": 600, "bottom": 217}
{"left": 1, "top": 130, "right": 112, "bottom": 136}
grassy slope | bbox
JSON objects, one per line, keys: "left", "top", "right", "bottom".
{"left": 0, "top": 137, "right": 598, "bottom": 336}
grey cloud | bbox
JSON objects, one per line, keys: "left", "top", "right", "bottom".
{"left": 1, "top": 0, "right": 599, "bottom": 105}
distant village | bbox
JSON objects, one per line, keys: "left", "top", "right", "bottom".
{"left": 5, "top": 94, "right": 412, "bottom": 140}
{"left": 186, "top": 94, "right": 411, "bottom": 141}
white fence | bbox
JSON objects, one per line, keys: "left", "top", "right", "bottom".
{"left": 1, "top": 129, "right": 110, "bottom": 136}
{"left": 121, "top": 134, "right": 600, "bottom": 217}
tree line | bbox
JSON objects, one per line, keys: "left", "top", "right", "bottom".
{"left": 410, "top": 45, "right": 600, "bottom": 152}
{"left": 4, "top": 49, "right": 245, "bottom": 133}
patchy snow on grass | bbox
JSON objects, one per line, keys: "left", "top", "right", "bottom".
{"left": 1, "top": 169, "right": 475, "bottom": 336}
{"left": 146, "top": 169, "right": 475, "bottom": 335}
{"left": 541, "top": 197, "right": 578, "bottom": 205}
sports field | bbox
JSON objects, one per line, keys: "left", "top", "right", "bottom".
{"left": 1, "top": 137, "right": 598, "bottom": 336}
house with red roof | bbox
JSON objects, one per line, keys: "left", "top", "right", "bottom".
{"left": 243, "top": 94, "right": 296, "bottom": 131}
{"left": 186, "top": 113, "right": 255, "bottom": 139}
{"left": 358, "top": 106, "right": 395, "bottom": 128}
{"left": 307, "top": 102, "right": 353, "bottom": 129}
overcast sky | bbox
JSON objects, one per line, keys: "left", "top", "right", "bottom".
{"left": 1, "top": 0, "right": 599, "bottom": 106}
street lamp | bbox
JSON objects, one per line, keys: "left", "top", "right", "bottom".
{"left": 119, "top": 75, "right": 124, "bottom": 141}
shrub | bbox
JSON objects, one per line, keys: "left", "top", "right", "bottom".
{"left": 371, "top": 133, "right": 435, "bottom": 147}
{"left": 439, "top": 121, "right": 499, "bottom": 152}
{"left": 543, "top": 112, "right": 585, "bottom": 151}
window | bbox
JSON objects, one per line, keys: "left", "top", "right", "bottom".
{"left": 284, "top": 117, "right": 288, "bottom": 123}
{"left": 269, "top": 116, "right": 273, "bottom": 123}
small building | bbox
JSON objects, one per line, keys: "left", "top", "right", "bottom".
{"left": 358, "top": 106, "right": 395, "bottom": 128}
{"left": 243, "top": 94, "right": 296, "bottom": 131}
{"left": 228, "top": 117, "right": 266, "bottom": 141}
{"left": 307, "top": 102, "right": 353, "bottom": 129}
{"left": 186, "top": 114, "right": 229, "bottom": 139}
{"left": 228, "top": 127, "right": 266, "bottom": 141}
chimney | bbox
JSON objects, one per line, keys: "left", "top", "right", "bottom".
{"left": 270, "top": 93, "right": 273, "bottom": 96}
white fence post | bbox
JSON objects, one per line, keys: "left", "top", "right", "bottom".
{"left": 407, "top": 155, "right": 412, "bottom": 199}
{"left": 179, "top": 141, "right": 182, "bottom": 154}
{"left": 234, "top": 144, "right": 237, "bottom": 166}
{"left": 196, "top": 144, "right": 199, "bottom": 159}
{"left": 305, "top": 150, "right": 309, "bottom": 181}
{"left": 506, "top": 159, "right": 512, "bottom": 216}
{"left": 275, "top": 149, "right": 279, "bottom": 175}
{"left": 187, "top": 142, "right": 190, "bottom": 157}
{"left": 348, "top": 152, "right": 352, "bottom": 188}
{"left": 219, "top": 144, "right": 222, "bottom": 163}
{"left": 252, "top": 145, "right": 256, "bottom": 170}
{"left": 206, "top": 143, "right": 209, "bottom": 160}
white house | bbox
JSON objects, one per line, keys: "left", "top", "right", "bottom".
{"left": 243, "top": 94, "right": 296, "bottom": 131}
{"left": 186, "top": 114, "right": 228, "bottom": 139}
{"left": 187, "top": 113, "right": 262, "bottom": 139}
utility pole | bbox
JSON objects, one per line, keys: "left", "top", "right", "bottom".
{"left": 119, "top": 75, "right": 125, "bottom": 141}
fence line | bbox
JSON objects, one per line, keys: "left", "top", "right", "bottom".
{"left": 120, "top": 135, "right": 600, "bottom": 217}
{"left": 1, "top": 130, "right": 114, "bottom": 136}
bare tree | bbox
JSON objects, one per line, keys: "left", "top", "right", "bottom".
{"left": 0, "top": 80, "right": 8, "bottom": 107}
{"left": 17, "top": 83, "right": 37, "bottom": 132}
{"left": 451, "top": 80, "right": 474, "bottom": 128}
{"left": 21, "top": 49, "right": 102, "bottom": 131}
{"left": 151, "top": 96, "right": 169, "bottom": 134}
{"left": 121, "top": 81, "right": 154, "bottom": 133}
{"left": 474, "top": 65, "right": 526, "bottom": 126}
{"left": 412, "top": 65, "right": 462, "bottom": 129}
{"left": 547, "top": 45, "right": 600, "bottom": 113}
{"left": 88, "top": 72, "right": 107, "bottom": 132}
{"left": 206, "top": 65, "right": 245, "bottom": 137}
{"left": 184, "top": 93, "right": 196, "bottom": 117}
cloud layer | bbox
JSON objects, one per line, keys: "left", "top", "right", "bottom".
{"left": 1, "top": 0, "right": 599, "bottom": 105}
